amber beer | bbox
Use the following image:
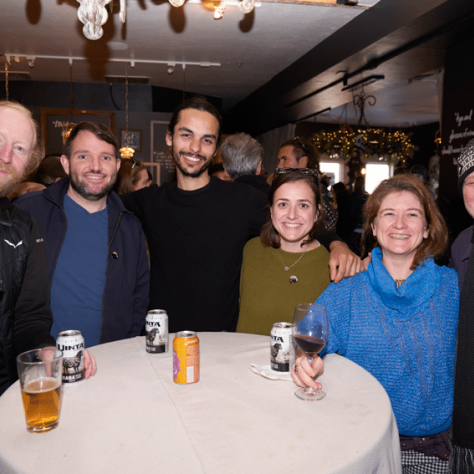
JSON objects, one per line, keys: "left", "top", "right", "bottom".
{"left": 21, "top": 378, "right": 62, "bottom": 432}
{"left": 17, "top": 348, "right": 63, "bottom": 433}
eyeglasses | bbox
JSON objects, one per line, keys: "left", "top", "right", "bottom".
{"left": 274, "top": 167, "right": 320, "bottom": 186}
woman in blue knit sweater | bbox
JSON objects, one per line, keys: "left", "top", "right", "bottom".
{"left": 292, "top": 175, "right": 459, "bottom": 474}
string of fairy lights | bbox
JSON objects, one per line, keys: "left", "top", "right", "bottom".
{"left": 310, "top": 127, "right": 415, "bottom": 165}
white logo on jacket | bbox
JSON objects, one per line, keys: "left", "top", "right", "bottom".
{"left": 4, "top": 239, "right": 23, "bottom": 249}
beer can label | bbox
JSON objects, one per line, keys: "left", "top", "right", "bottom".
{"left": 173, "top": 331, "right": 200, "bottom": 384}
{"left": 56, "top": 330, "right": 85, "bottom": 383}
{"left": 146, "top": 310, "right": 169, "bottom": 354}
{"left": 270, "top": 322, "right": 295, "bottom": 372}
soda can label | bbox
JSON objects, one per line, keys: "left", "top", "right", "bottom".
{"left": 146, "top": 310, "right": 169, "bottom": 354}
{"left": 173, "top": 331, "right": 200, "bottom": 384}
{"left": 56, "top": 330, "right": 85, "bottom": 383}
{"left": 270, "top": 322, "right": 295, "bottom": 372}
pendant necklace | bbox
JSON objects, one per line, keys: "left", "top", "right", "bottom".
{"left": 276, "top": 246, "right": 309, "bottom": 284}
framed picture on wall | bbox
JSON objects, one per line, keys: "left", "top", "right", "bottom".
{"left": 40, "top": 108, "right": 115, "bottom": 156}
{"left": 120, "top": 129, "right": 142, "bottom": 152}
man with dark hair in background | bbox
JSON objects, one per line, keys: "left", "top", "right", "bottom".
{"left": 16, "top": 121, "right": 149, "bottom": 348}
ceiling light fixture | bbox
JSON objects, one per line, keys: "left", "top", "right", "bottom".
{"left": 76, "top": 0, "right": 127, "bottom": 41}
{"left": 167, "top": 64, "right": 176, "bottom": 75}
{"left": 119, "top": 65, "right": 136, "bottom": 160}
{"left": 239, "top": 0, "right": 255, "bottom": 13}
{"left": 214, "top": 6, "right": 225, "bottom": 19}
{"left": 27, "top": 57, "right": 35, "bottom": 68}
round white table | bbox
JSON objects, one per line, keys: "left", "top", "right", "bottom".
{"left": 0, "top": 332, "right": 401, "bottom": 474}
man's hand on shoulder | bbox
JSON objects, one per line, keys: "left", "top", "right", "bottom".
{"left": 328, "top": 240, "right": 363, "bottom": 283}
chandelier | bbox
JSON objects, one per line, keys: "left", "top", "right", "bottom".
{"left": 77, "top": 0, "right": 126, "bottom": 40}
{"left": 311, "top": 91, "right": 414, "bottom": 165}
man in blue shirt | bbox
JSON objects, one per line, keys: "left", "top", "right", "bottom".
{"left": 16, "top": 122, "right": 149, "bottom": 348}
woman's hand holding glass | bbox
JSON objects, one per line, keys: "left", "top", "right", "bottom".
{"left": 292, "top": 354, "right": 324, "bottom": 392}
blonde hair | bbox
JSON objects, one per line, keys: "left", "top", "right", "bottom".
{"left": 0, "top": 100, "right": 41, "bottom": 176}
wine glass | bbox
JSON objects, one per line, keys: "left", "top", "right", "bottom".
{"left": 293, "top": 303, "right": 329, "bottom": 401}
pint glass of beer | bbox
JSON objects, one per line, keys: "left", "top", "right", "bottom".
{"left": 16, "top": 348, "right": 63, "bottom": 433}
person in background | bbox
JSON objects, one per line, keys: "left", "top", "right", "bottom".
{"left": 220, "top": 132, "right": 270, "bottom": 195}
{"left": 237, "top": 169, "right": 330, "bottom": 335}
{"left": 15, "top": 121, "right": 149, "bottom": 348}
{"left": 114, "top": 158, "right": 152, "bottom": 195}
{"left": 292, "top": 175, "right": 458, "bottom": 473}
{"left": 449, "top": 138, "right": 474, "bottom": 473}
{"left": 209, "top": 162, "right": 232, "bottom": 182}
{"left": 35, "top": 154, "right": 68, "bottom": 186}
{"left": 0, "top": 101, "right": 96, "bottom": 395}
{"left": 350, "top": 175, "right": 369, "bottom": 254}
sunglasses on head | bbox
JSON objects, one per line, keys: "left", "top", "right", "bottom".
{"left": 274, "top": 167, "right": 320, "bottom": 186}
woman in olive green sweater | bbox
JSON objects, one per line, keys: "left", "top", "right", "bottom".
{"left": 237, "top": 169, "right": 331, "bottom": 336}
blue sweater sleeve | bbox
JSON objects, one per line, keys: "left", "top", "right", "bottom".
{"left": 314, "top": 274, "right": 360, "bottom": 357}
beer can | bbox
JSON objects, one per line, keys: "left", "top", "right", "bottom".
{"left": 146, "top": 309, "right": 169, "bottom": 353}
{"left": 56, "top": 330, "right": 85, "bottom": 383}
{"left": 173, "top": 331, "right": 200, "bottom": 384}
{"left": 270, "top": 322, "right": 295, "bottom": 372}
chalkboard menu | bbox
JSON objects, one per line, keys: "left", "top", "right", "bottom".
{"left": 440, "top": 38, "right": 474, "bottom": 199}
{"left": 150, "top": 121, "right": 176, "bottom": 185}
{"left": 40, "top": 108, "right": 115, "bottom": 156}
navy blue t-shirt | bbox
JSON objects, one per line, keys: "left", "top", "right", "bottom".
{"left": 50, "top": 195, "right": 108, "bottom": 347}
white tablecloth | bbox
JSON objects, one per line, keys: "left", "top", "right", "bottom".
{"left": 0, "top": 332, "right": 401, "bottom": 474}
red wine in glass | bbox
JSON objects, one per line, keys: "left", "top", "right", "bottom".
{"left": 293, "top": 335, "right": 326, "bottom": 357}
{"left": 293, "top": 303, "right": 329, "bottom": 401}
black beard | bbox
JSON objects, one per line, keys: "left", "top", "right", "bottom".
{"left": 172, "top": 150, "right": 212, "bottom": 178}
{"left": 69, "top": 172, "right": 116, "bottom": 202}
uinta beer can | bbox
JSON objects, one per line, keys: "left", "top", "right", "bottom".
{"left": 56, "top": 330, "right": 85, "bottom": 383}
{"left": 270, "top": 322, "right": 295, "bottom": 372}
{"left": 173, "top": 331, "right": 200, "bottom": 384}
{"left": 146, "top": 309, "right": 169, "bottom": 353}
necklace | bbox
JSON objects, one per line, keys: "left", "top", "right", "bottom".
{"left": 395, "top": 279, "right": 405, "bottom": 288}
{"left": 276, "top": 247, "right": 309, "bottom": 284}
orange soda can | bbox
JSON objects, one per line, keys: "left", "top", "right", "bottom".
{"left": 173, "top": 331, "right": 200, "bottom": 384}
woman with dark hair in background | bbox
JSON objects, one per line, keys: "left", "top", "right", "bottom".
{"left": 114, "top": 159, "right": 152, "bottom": 195}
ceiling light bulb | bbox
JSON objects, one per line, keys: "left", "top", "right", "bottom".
{"left": 239, "top": 0, "right": 255, "bottom": 13}
{"left": 27, "top": 58, "right": 35, "bottom": 68}
{"left": 169, "top": 0, "right": 186, "bottom": 7}
{"left": 214, "top": 6, "right": 225, "bottom": 19}
{"left": 168, "top": 64, "right": 175, "bottom": 75}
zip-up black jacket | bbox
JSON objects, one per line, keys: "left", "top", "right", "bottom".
{"left": 15, "top": 179, "right": 150, "bottom": 345}
{"left": 0, "top": 198, "right": 55, "bottom": 395}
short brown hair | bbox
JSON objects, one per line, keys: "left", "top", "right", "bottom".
{"left": 260, "top": 171, "right": 323, "bottom": 248}
{"left": 0, "top": 100, "right": 41, "bottom": 177}
{"left": 65, "top": 121, "right": 119, "bottom": 160}
{"left": 361, "top": 174, "right": 448, "bottom": 269}
{"left": 279, "top": 138, "right": 320, "bottom": 172}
